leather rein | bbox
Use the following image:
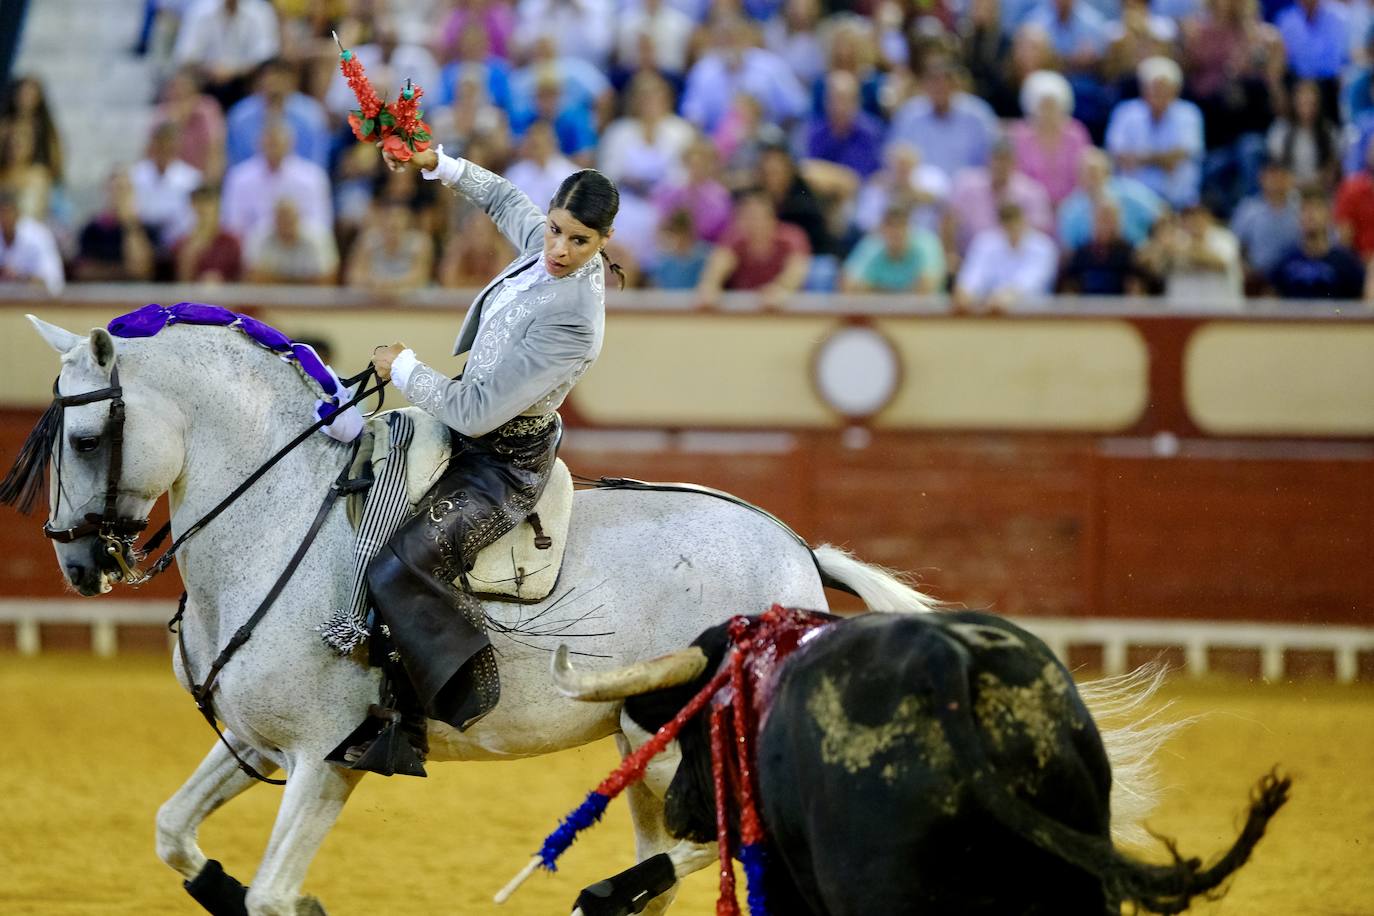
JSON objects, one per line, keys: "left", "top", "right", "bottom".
{"left": 44, "top": 364, "right": 387, "bottom": 784}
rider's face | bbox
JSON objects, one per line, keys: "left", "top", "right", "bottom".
{"left": 543, "top": 208, "right": 610, "bottom": 279}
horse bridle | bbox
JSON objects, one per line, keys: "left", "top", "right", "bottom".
{"left": 30, "top": 360, "right": 388, "bottom": 785}
{"left": 42, "top": 365, "right": 152, "bottom": 580}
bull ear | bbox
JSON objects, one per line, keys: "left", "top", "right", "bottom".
{"left": 89, "top": 328, "right": 116, "bottom": 369}
{"left": 27, "top": 315, "right": 82, "bottom": 355}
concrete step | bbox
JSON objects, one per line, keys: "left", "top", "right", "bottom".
{"left": 14, "top": 0, "right": 174, "bottom": 225}
{"left": 14, "top": 58, "right": 158, "bottom": 103}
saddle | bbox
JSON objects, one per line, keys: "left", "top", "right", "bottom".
{"left": 347, "top": 407, "right": 573, "bottom": 602}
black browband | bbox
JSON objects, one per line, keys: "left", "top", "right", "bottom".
{"left": 42, "top": 366, "right": 152, "bottom": 550}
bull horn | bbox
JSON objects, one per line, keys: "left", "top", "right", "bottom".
{"left": 551, "top": 644, "right": 710, "bottom": 701}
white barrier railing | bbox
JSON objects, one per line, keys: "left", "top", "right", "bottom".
{"left": 2, "top": 600, "right": 1371, "bottom": 682}
{"left": 1013, "top": 617, "right": 1374, "bottom": 684}
{"left": 0, "top": 599, "right": 177, "bottom": 657}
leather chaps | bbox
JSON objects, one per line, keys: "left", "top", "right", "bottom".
{"left": 365, "top": 413, "right": 560, "bottom": 730}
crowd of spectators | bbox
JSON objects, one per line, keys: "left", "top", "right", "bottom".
{"left": 4, "top": 0, "right": 1374, "bottom": 306}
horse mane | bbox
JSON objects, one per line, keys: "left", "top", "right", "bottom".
{"left": 0, "top": 398, "right": 63, "bottom": 515}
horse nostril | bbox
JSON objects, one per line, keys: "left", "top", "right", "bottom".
{"left": 66, "top": 563, "right": 88, "bottom": 583}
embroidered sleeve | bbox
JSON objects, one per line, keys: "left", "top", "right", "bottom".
{"left": 400, "top": 359, "right": 450, "bottom": 418}
{"left": 420, "top": 144, "right": 547, "bottom": 252}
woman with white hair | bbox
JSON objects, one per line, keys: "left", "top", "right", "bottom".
{"left": 1009, "top": 69, "right": 1092, "bottom": 205}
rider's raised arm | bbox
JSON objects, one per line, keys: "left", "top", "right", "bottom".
{"left": 421, "top": 146, "right": 547, "bottom": 253}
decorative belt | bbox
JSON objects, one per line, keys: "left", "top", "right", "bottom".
{"left": 494, "top": 412, "right": 557, "bottom": 438}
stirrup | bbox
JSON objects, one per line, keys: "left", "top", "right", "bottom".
{"left": 325, "top": 705, "right": 428, "bottom": 778}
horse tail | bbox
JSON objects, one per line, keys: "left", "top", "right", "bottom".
{"left": 810, "top": 543, "right": 941, "bottom": 613}
{"left": 1075, "top": 661, "right": 1193, "bottom": 847}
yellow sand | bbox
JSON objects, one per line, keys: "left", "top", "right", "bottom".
{"left": 1, "top": 655, "right": 1370, "bottom": 915}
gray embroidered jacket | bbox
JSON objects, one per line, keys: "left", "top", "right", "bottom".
{"left": 400, "top": 153, "right": 606, "bottom": 438}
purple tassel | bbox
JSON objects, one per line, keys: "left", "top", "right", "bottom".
{"left": 107, "top": 304, "right": 342, "bottom": 403}
{"left": 538, "top": 791, "right": 611, "bottom": 871}
{"left": 738, "top": 843, "right": 769, "bottom": 916}
{"left": 107, "top": 303, "right": 171, "bottom": 338}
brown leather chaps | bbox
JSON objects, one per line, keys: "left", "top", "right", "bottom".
{"left": 365, "top": 413, "right": 559, "bottom": 730}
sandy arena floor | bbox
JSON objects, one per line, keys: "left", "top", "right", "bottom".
{"left": 0, "top": 653, "right": 1371, "bottom": 915}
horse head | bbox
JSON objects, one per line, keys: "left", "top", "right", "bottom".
{"left": 2, "top": 316, "right": 185, "bottom": 596}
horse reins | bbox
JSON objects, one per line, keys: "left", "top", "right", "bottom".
{"left": 170, "top": 439, "right": 368, "bottom": 785}
{"left": 41, "top": 364, "right": 388, "bottom": 785}
{"left": 101, "top": 367, "right": 386, "bottom": 587}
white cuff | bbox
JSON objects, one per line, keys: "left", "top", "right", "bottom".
{"left": 419, "top": 144, "right": 466, "bottom": 186}
{"left": 390, "top": 348, "right": 419, "bottom": 390}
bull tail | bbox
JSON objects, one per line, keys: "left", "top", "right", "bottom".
{"left": 1076, "top": 662, "right": 1192, "bottom": 847}
{"left": 971, "top": 765, "right": 1290, "bottom": 914}
{"left": 929, "top": 634, "right": 1289, "bottom": 914}
{"left": 811, "top": 544, "right": 941, "bottom": 613}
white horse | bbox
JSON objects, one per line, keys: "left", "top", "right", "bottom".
{"left": 20, "top": 316, "right": 1171, "bottom": 916}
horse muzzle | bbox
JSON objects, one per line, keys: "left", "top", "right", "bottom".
{"left": 64, "top": 556, "right": 109, "bottom": 596}
{"left": 59, "top": 534, "right": 138, "bottom": 596}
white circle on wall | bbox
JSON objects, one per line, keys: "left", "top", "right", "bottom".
{"left": 813, "top": 325, "right": 901, "bottom": 419}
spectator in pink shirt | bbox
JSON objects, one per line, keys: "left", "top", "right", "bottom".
{"left": 150, "top": 68, "right": 226, "bottom": 181}
{"left": 442, "top": 0, "right": 517, "bottom": 61}
{"left": 653, "top": 136, "right": 734, "bottom": 243}
{"left": 1008, "top": 70, "right": 1092, "bottom": 206}
{"left": 947, "top": 138, "right": 1054, "bottom": 256}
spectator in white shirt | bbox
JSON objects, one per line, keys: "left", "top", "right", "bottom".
{"left": 0, "top": 189, "right": 63, "bottom": 294}
{"left": 513, "top": 0, "right": 615, "bottom": 70}
{"left": 1134, "top": 206, "right": 1244, "bottom": 307}
{"left": 245, "top": 199, "right": 338, "bottom": 284}
{"left": 172, "top": 0, "right": 280, "bottom": 110}
{"left": 615, "top": 0, "right": 695, "bottom": 79}
{"left": 954, "top": 201, "right": 1059, "bottom": 311}
{"left": 130, "top": 122, "right": 203, "bottom": 248}
{"left": 220, "top": 119, "right": 333, "bottom": 241}
{"left": 504, "top": 121, "right": 579, "bottom": 210}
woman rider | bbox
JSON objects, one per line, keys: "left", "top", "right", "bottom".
{"left": 353, "top": 142, "right": 620, "bottom": 773}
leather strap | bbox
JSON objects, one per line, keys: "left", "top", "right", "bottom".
{"left": 174, "top": 438, "right": 362, "bottom": 786}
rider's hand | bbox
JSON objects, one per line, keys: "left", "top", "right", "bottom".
{"left": 372, "top": 343, "right": 408, "bottom": 381}
{"left": 380, "top": 143, "right": 439, "bottom": 174}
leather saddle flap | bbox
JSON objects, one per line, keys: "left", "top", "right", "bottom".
{"left": 352, "top": 407, "right": 571, "bottom": 603}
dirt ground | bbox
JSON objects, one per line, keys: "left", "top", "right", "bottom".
{"left": 0, "top": 654, "right": 1370, "bottom": 915}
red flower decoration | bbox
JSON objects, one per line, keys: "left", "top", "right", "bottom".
{"left": 336, "top": 43, "right": 432, "bottom": 158}
{"left": 340, "top": 52, "right": 382, "bottom": 120}
{"left": 381, "top": 133, "right": 410, "bottom": 160}
{"left": 384, "top": 83, "right": 433, "bottom": 161}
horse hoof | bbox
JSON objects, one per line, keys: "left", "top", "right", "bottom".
{"left": 296, "top": 896, "right": 327, "bottom": 915}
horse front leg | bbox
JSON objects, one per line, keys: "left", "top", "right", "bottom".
{"left": 244, "top": 757, "right": 363, "bottom": 916}
{"left": 157, "top": 734, "right": 277, "bottom": 915}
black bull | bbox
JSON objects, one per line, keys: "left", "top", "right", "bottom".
{"left": 573, "top": 611, "right": 1289, "bottom": 915}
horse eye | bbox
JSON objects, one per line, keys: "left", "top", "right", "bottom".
{"left": 71, "top": 435, "right": 100, "bottom": 453}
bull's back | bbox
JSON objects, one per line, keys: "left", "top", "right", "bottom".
{"left": 755, "top": 612, "right": 1113, "bottom": 915}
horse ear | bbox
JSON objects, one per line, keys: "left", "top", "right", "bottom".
{"left": 89, "top": 328, "right": 117, "bottom": 369}
{"left": 27, "top": 315, "right": 82, "bottom": 355}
